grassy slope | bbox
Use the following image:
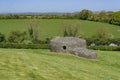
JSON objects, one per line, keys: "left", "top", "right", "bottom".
{"left": 0, "top": 19, "right": 120, "bottom": 40}
{"left": 0, "top": 49, "right": 120, "bottom": 80}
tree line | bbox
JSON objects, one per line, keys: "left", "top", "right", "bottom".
{"left": 0, "top": 9, "right": 120, "bottom": 26}
{"left": 78, "top": 9, "right": 120, "bottom": 26}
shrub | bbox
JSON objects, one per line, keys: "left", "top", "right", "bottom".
{"left": 28, "top": 20, "right": 40, "bottom": 44}
{"left": 45, "top": 37, "right": 53, "bottom": 44}
{"left": 88, "top": 46, "right": 120, "bottom": 51}
{"left": 0, "top": 43, "right": 50, "bottom": 49}
{"left": 0, "top": 32, "right": 5, "bottom": 42}
{"left": 109, "top": 38, "right": 120, "bottom": 45}
{"left": 86, "top": 38, "right": 120, "bottom": 46}
{"left": 86, "top": 28, "right": 112, "bottom": 46}
{"left": 8, "top": 31, "right": 27, "bottom": 43}
{"left": 63, "top": 21, "right": 79, "bottom": 37}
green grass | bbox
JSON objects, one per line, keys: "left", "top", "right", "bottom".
{"left": 0, "top": 48, "right": 120, "bottom": 80}
{"left": 0, "top": 19, "right": 120, "bottom": 40}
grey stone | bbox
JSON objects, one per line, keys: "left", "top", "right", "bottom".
{"left": 109, "top": 43, "right": 118, "bottom": 46}
{"left": 90, "top": 43, "right": 96, "bottom": 46}
{"left": 70, "top": 48, "right": 97, "bottom": 59}
{"left": 50, "top": 37, "right": 86, "bottom": 53}
{"left": 50, "top": 37, "right": 97, "bottom": 59}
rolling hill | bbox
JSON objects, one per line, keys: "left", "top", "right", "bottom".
{"left": 0, "top": 19, "right": 120, "bottom": 40}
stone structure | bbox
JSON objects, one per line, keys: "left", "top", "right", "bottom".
{"left": 70, "top": 48, "right": 97, "bottom": 59}
{"left": 50, "top": 37, "right": 86, "bottom": 53}
{"left": 50, "top": 37, "right": 97, "bottom": 59}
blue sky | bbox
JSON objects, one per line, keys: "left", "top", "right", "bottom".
{"left": 0, "top": 0, "right": 120, "bottom": 13}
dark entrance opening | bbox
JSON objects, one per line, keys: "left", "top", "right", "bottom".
{"left": 63, "top": 46, "right": 66, "bottom": 50}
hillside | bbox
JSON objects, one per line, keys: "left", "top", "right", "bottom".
{"left": 0, "top": 49, "right": 120, "bottom": 80}
{"left": 0, "top": 19, "right": 120, "bottom": 40}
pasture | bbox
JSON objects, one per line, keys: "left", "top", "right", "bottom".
{"left": 0, "top": 19, "right": 120, "bottom": 40}
{"left": 0, "top": 48, "right": 120, "bottom": 80}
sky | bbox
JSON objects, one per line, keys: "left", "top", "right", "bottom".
{"left": 0, "top": 0, "right": 120, "bottom": 13}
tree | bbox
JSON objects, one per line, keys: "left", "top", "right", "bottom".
{"left": 0, "top": 32, "right": 5, "bottom": 42}
{"left": 28, "top": 20, "right": 40, "bottom": 43}
{"left": 111, "top": 11, "right": 120, "bottom": 25}
{"left": 79, "top": 9, "right": 93, "bottom": 20}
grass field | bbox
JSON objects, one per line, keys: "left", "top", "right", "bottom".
{"left": 0, "top": 19, "right": 120, "bottom": 40}
{"left": 0, "top": 48, "right": 120, "bottom": 80}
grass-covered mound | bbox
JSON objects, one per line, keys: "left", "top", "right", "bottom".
{"left": 0, "top": 49, "right": 120, "bottom": 80}
{"left": 0, "top": 19, "right": 120, "bottom": 40}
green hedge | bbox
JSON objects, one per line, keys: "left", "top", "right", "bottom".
{"left": 0, "top": 43, "right": 50, "bottom": 49}
{"left": 88, "top": 46, "right": 120, "bottom": 51}
{"left": 0, "top": 43, "right": 119, "bottom": 51}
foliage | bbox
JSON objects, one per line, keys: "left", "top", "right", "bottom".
{"left": 86, "top": 28, "right": 112, "bottom": 45}
{"left": 78, "top": 10, "right": 120, "bottom": 26}
{"left": 111, "top": 11, "right": 120, "bottom": 26}
{"left": 63, "top": 26, "right": 78, "bottom": 37}
{"left": 8, "top": 31, "right": 27, "bottom": 43}
{"left": 63, "top": 21, "right": 79, "bottom": 37}
{"left": 0, "top": 13, "right": 77, "bottom": 19}
{"left": 88, "top": 46, "right": 120, "bottom": 51}
{"left": 85, "top": 27, "right": 120, "bottom": 46}
{"left": 0, "top": 32, "right": 5, "bottom": 42}
{"left": 112, "top": 11, "right": 120, "bottom": 18}
{"left": 86, "top": 37, "right": 120, "bottom": 46}
{"left": 0, "top": 10, "right": 120, "bottom": 26}
{"left": 0, "top": 43, "right": 49, "bottom": 49}
{"left": 28, "top": 20, "right": 40, "bottom": 43}
{"left": 92, "top": 11, "right": 113, "bottom": 23}
{"left": 108, "top": 38, "right": 120, "bottom": 45}
{"left": 45, "top": 37, "right": 53, "bottom": 44}
{"left": 78, "top": 9, "right": 93, "bottom": 20}
{"left": 93, "top": 28, "right": 111, "bottom": 39}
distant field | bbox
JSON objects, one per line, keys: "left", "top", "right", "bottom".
{"left": 0, "top": 49, "right": 120, "bottom": 80}
{"left": 0, "top": 19, "right": 120, "bottom": 40}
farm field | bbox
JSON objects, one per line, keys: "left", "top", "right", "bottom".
{"left": 0, "top": 48, "right": 120, "bottom": 80}
{"left": 0, "top": 19, "right": 120, "bottom": 40}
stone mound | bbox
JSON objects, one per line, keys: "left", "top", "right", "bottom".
{"left": 70, "top": 48, "right": 97, "bottom": 59}
{"left": 50, "top": 37, "right": 86, "bottom": 53}
{"left": 50, "top": 37, "right": 97, "bottom": 59}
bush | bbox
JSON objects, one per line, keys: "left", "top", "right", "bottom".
{"left": 109, "top": 38, "right": 120, "bottom": 45}
{"left": 8, "top": 31, "right": 27, "bottom": 43}
{"left": 63, "top": 21, "right": 79, "bottom": 37}
{"left": 111, "top": 11, "right": 120, "bottom": 26}
{"left": 0, "top": 43, "right": 50, "bottom": 49}
{"left": 85, "top": 28, "right": 113, "bottom": 46}
{"left": 88, "top": 46, "right": 120, "bottom": 51}
{"left": 0, "top": 32, "right": 5, "bottom": 42}
{"left": 86, "top": 38, "right": 120, "bottom": 46}
{"left": 28, "top": 20, "right": 40, "bottom": 44}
